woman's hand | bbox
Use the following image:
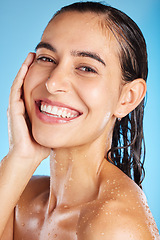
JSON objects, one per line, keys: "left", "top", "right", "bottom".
{"left": 7, "top": 53, "right": 50, "bottom": 166}
{"left": 0, "top": 53, "right": 51, "bottom": 238}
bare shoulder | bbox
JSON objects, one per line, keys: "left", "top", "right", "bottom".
{"left": 14, "top": 175, "right": 50, "bottom": 238}
{"left": 78, "top": 163, "right": 160, "bottom": 240}
{"left": 1, "top": 176, "right": 50, "bottom": 240}
{"left": 16, "top": 175, "right": 50, "bottom": 213}
{"left": 18, "top": 175, "right": 50, "bottom": 203}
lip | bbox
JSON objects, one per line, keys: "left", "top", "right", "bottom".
{"left": 36, "top": 98, "right": 82, "bottom": 112}
{"left": 35, "top": 99, "right": 83, "bottom": 124}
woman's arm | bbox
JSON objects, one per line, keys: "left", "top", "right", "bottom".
{"left": 0, "top": 53, "right": 50, "bottom": 238}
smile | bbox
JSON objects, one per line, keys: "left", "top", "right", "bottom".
{"left": 40, "top": 103, "right": 79, "bottom": 118}
{"left": 35, "top": 100, "right": 82, "bottom": 123}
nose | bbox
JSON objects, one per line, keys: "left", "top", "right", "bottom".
{"left": 45, "top": 66, "right": 70, "bottom": 94}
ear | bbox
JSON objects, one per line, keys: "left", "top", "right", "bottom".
{"left": 114, "top": 78, "right": 147, "bottom": 118}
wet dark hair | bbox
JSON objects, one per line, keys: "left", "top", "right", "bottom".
{"left": 52, "top": 2, "right": 148, "bottom": 187}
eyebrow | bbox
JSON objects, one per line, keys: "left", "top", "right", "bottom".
{"left": 71, "top": 50, "right": 106, "bottom": 66}
{"left": 35, "top": 42, "right": 57, "bottom": 52}
{"left": 35, "top": 42, "right": 106, "bottom": 66}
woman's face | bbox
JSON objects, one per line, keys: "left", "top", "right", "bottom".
{"left": 24, "top": 11, "right": 122, "bottom": 148}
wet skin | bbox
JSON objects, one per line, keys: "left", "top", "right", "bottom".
{"left": 13, "top": 162, "right": 159, "bottom": 240}
{"left": 2, "top": 11, "right": 159, "bottom": 240}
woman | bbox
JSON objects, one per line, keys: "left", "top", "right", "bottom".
{"left": 0, "top": 1, "right": 159, "bottom": 239}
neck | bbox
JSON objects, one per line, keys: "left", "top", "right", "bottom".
{"left": 47, "top": 138, "right": 111, "bottom": 213}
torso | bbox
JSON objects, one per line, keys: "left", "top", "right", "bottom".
{"left": 13, "top": 164, "right": 159, "bottom": 240}
{"left": 14, "top": 176, "right": 81, "bottom": 240}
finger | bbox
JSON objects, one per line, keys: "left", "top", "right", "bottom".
{"left": 9, "top": 53, "right": 35, "bottom": 104}
{"left": 23, "top": 52, "right": 35, "bottom": 67}
{"left": 12, "top": 52, "right": 35, "bottom": 89}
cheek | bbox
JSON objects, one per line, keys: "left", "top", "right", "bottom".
{"left": 24, "top": 62, "right": 51, "bottom": 92}
{"left": 78, "top": 79, "right": 120, "bottom": 134}
{"left": 79, "top": 79, "right": 117, "bottom": 113}
{"left": 24, "top": 63, "right": 42, "bottom": 90}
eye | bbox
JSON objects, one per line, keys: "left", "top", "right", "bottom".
{"left": 77, "top": 66, "right": 97, "bottom": 74}
{"left": 36, "top": 56, "right": 56, "bottom": 64}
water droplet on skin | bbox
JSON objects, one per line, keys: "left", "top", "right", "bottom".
{"left": 137, "top": 224, "right": 142, "bottom": 229}
{"left": 89, "top": 223, "right": 92, "bottom": 228}
{"left": 101, "top": 232, "right": 105, "bottom": 236}
{"left": 64, "top": 205, "right": 69, "bottom": 209}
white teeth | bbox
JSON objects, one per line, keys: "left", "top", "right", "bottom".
{"left": 52, "top": 106, "right": 57, "bottom": 114}
{"left": 61, "top": 110, "right": 67, "bottom": 118}
{"left": 57, "top": 109, "right": 62, "bottom": 116}
{"left": 41, "top": 104, "right": 47, "bottom": 112}
{"left": 67, "top": 112, "right": 71, "bottom": 118}
{"left": 47, "top": 105, "right": 52, "bottom": 113}
{"left": 40, "top": 103, "right": 79, "bottom": 119}
{"left": 43, "top": 104, "right": 47, "bottom": 112}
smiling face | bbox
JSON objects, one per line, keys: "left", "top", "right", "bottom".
{"left": 24, "top": 11, "right": 122, "bottom": 149}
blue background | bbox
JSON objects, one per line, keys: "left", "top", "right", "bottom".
{"left": 0, "top": 0, "right": 160, "bottom": 230}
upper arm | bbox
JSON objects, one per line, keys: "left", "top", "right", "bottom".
{"left": 78, "top": 216, "right": 159, "bottom": 240}
{"left": 77, "top": 202, "right": 160, "bottom": 240}
{"left": 1, "top": 210, "right": 14, "bottom": 240}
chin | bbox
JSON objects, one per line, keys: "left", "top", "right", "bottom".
{"left": 32, "top": 131, "right": 56, "bottom": 148}
{"left": 32, "top": 128, "right": 71, "bottom": 149}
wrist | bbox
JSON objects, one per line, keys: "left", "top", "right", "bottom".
{"left": 6, "top": 150, "right": 40, "bottom": 173}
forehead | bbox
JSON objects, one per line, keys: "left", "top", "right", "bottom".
{"left": 42, "top": 11, "right": 119, "bottom": 55}
{"left": 45, "top": 11, "right": 105, "bottom": 33}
